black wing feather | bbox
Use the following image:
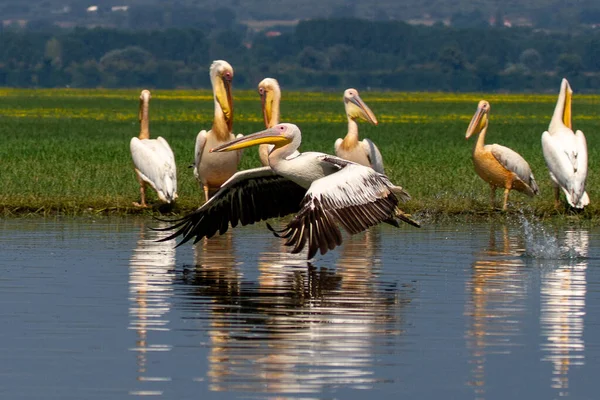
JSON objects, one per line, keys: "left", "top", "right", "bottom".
{"left": 157, "top": 169, "right": 306, "bottom": 246}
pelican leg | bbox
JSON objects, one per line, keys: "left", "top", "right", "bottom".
{"left": 203, "top": 185, "right": 210, "bottom": 203}
{"left": 502, "top": 188, "right": 510, "bottom": 211}
{"left": 489, "top": 185, "right": 496, "bottom": 208}
{"left": 553, "top": 185, "right": 561, "bottom": 209}
{"left": 133, "top": 180, "right": 148, "bottom": 208}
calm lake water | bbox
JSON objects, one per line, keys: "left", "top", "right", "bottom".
{"left": 1, "top": 216, "right": 599, "bottom": 400}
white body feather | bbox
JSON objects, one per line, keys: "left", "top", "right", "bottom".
{"left": 542, "top": 128, "right": 589, "bottom": 208}
{"left": 130, "top": 136, "right": 178, "bottom": 203}
{"left": 194, "top": 130, "right": 243, "bottom": 189}
{"left": 335, "top": 138, "right": 384, "bottom": 174}
{"left": 542, "top": 78, "right": 589, "bottom": 208}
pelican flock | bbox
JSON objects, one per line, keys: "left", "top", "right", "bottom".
{"left": 334, "top": 88, "right": 384, "bottom": 173}
{"left": 159, "top": 123, "right": 419, "bottom": 259}
{"left": 542, "top": 78, "right": 589, "bottom": 209}
{"left": 130, "top": 89, "right": 178, "bottom": 207}
{"left": 136, "top": 73, "right": 591, "bottom": 260}
{"left": 466, "top": 100, "right": 539, "bottom": 210}
{"left": 194, "top": 60, "right": 243, "bottom": 202}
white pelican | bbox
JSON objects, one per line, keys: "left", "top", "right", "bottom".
{"left": 257, "top": 77, "right": 299, "bottom": 166}
{"left": 159, "top": 123, "right": 419, "bottom": 259}
{"left": 194, "top": 60, "right": 243, "bottom": 202}
{"left": 466, "top": 100, "right": 539, "bottom": 210}
{"left": 130, "top": 89, "right": 177, "bottom": 207}
{"left": 542, "top": 78, "right": 589, "bottom": 209}
{"left": 334, "top": 88, "right": 383, "bottom": 173}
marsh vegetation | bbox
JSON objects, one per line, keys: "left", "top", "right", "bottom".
{"left": 0, "top": 88, "right": 597, "bottom": 218}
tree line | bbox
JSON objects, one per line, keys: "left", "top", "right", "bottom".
{"left": 1, "top": 18, "right": 600, "bottom": 92}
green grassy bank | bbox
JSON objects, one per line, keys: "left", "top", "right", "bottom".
{"left": 0, "top": 89, "right": 598, "bottom": 220}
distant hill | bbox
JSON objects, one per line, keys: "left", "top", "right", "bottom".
{"left": 2, "top": 0, "right": 600, "bottom": 30}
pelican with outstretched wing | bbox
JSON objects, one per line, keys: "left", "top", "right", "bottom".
{"left": 158, "top": 123, "right": 419, "bottom": 259}
{"left": 130, "top": 90, "right": 177, "bottom": 207}
{"left": 542, "top": 78, "right": 589, "bottom": 209}
{"left": 334, "top": 88, "right": 383, "bottom": 173}
{"left": 194, "top": 60, "right": 243, "bottom": 202}
{"left": 466, "top": 100, "right": 539, "bottom": 210}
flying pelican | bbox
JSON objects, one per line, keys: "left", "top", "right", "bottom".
{"left": 334, "top": 88, "right": 383, "bottom": 173}
{"left": 194, "top": 60, "right": 243, "bottom": 202}
{"left": 466, "top": 100, "right": 539, "bottom": 210}
{"left": 542, "top": 78, "right": 589, "bottom": 209}
{"left": 130, "top": 89, "right": 177, "bottom": 207}
{"left": 159, "top": 123, "right": 419, "bottom": 259}
{"left": 257, "top": 77, "right": 299, "bottom": 166}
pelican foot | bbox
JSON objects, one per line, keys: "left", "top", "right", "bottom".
{"left": 132, "top": 201, "right": 149, "bottom": 208}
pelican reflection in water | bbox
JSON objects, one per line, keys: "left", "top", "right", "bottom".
{"left": 464, "top": 224, "right": 528, "bottom": 398}
{"left": 540, "top": 229, "right": 588, "bottom": 397}
{"left": 128, "top": 221, "right": 176, "bottom": 396}
{"left": 175, "top": 232, "right": 412, "bottom": 394}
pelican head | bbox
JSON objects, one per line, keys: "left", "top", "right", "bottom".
{"left": 138, "top": 89, "right": 151, "bottom": 121}
{"left": 210, "top": 123, "right": 299, "bottom": 153}
{"left": 466, "top": 100, "right": 490, "bottom": 139}
{"left": 210, "top": 60, "right": 234, "bottom": 131}
{"left": 258, "top": 78, "right": 281, "bottom": 128}
{"left": 344, "top": 88, "right": 378, "bottom": 125}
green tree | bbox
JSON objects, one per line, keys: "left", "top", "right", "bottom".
{"left": 519, "top": 48, "right": 542, "bottom": 71}
{"left": 557, "top": 53, "right": 583, "bottom": 76}
{"left": 298, "top": 46, "right": 329, "bottom": 70}
{"left": 438, "top": 45, "right": 467, "bottom": 72}
{"left": 44, "top": 37, "right": 62, "bottom": 67}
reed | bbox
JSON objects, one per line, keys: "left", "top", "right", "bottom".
{"left": 0, "top": 88, "right": 598, "bottom": 218}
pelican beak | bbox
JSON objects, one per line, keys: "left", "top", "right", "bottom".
{"left": 216, "top": 75, "right": 234, "bottom": 131}
{"left": 138, "top": 97, "right": 143, "bottom": 123}
{"left": 210, "top": 127, "right": 291, "bottom": 152}
{"left": 261, "top": 90, "right": 271, "bottom": 128}
{"left": 563, "top": 82, "right": 572, "bottom": 129}
{"left": 466, "top": 105, "right": 487, "bottom": 139}
{"left": 348, "top": 95, "right": 378, "bottom": 125}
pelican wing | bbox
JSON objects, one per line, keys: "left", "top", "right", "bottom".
{"left": 541, "top": 130, "right": 588, "bottom": 207}
{"left": 193, "top": 130, "right": 207, "bottom": 181}
{"left": 269, "top": 157, "right": 410, "bottom": 259}
{"left": 156, "top": 136, "right": 177, "bottom": 197}
{"left": 157, "top": 167, "right": 307, "bottom": 245}
{"left": 575, "top": 130, "right": 588, "bottom": 179}
{"left": 130, "top": 137, "right": 178, "bottom": 202}
{"left": 489, "top": 144, "right": 539, "bottom": 194}
{"left": 361, "top": 138, "right": 384, "bottom": 174}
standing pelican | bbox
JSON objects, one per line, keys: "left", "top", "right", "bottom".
{"left": 334, "top": 88, "right": 383, "bottom": 173}
{"left": 257, "top": 77, "right": 299, "bottom": 166}
{"left": 130, "top": 90, "right": 177, "bottom": 207}
{"left": 542, "top": 78, "right": 589, "bottom": 209}
{"left": 159, "top": 123, "right": 419, "bottom": 259}
{"left": 194, "top": 60, "right": 243, "bottom": 202}
{"left": 258, "top": 78, "right": 281, "bottom": 166}
{"left": 466, "top": 100, "right": 539, "bottom": 210}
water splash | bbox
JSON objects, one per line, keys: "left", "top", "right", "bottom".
{"left": 518, "top": 215, "right": 583, "bottom": 260}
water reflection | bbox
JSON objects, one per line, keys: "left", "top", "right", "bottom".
{"left": 176, "top": 228, "right": 410, "bottom": 395}
{"left": 128, "top": 221, "right": 176, "bottom": 396}
{"left": 539, "top": 229, "right": 588, "bottom": 397}
{"left": 465, "top": 224, "right": 528, "bottom": 399}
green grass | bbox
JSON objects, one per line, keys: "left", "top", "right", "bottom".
{"left": 0, "top": 88, "right": 598, "bottom": 220}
